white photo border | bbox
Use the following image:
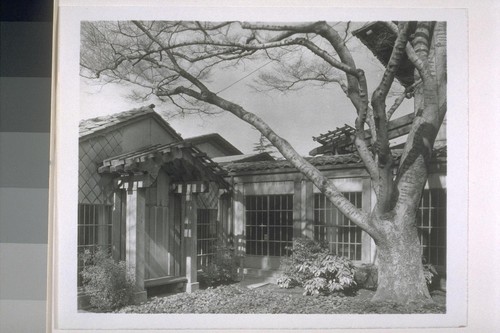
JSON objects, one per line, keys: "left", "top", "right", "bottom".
{"left": 51, "top": 1, "right": 468, "bottom": 331}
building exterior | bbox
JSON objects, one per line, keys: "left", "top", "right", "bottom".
{"left": 77, "top": 21, "right": 447, "bottom": 309}
{"left": 78, "top": 105, "right": 236, "bottom": 304}
{"left": 78, "top": 105, "right": 446, "bottom": 307}
{"left": 222, "top": 147, "right": 446, "bottom": 274}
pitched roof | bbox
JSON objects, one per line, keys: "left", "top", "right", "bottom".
{"left": 352, "top": 21, "right": 417, "bottom": 88}
{"left": 184, "top": 133, "right": 243, "bottom": 156}
{"left": 98, "top": 141, "right": 228, "bottom": 186}
{"left": 224, "top": 146, "right": 446, "bottom": 174}
{"left": 223, "top": 153, "right": 364, "bottom": 173}
{"left": 79, "top": 105, "right": 182, "bottom": 140}
{"left": 212, "top": 152, "right": 275, "bottom": 164}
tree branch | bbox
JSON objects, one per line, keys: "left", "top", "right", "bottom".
{"left": 133, "top": 20, "right": 210, "bottom": 93}
{"left": 387, "top": 79, "right": 422, "bottom": 120}
{"left": 370, "top": 22, "right": 410, "bottom": 213}
{"left": 183, "top": 87, "right": 375, "bottom": 234}
{"left": 241, "top": 21, "right": 318, "bottom": 33}
{"left": 294, "top": 38, "right": 359, "bottom": 76}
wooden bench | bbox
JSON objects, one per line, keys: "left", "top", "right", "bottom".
{"left": 144, "top": 276, "right": 187, "bottom": 288}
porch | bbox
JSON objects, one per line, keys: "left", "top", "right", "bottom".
{"left": 96, "top": 142, "right": 230, "bottom": 297}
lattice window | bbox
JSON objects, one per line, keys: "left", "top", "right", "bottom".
{"left": 313, "top": 192, "right": 362, "bottom": 261}
{"left": 196, "top": 182, "right": 219, "bottom": 209}
{"left": 417, "top": 188, "right": 446, "bottom": 266}
{"left": 77, "top": 203, "right": 113, "bottom": 285}
{"left": 245, "top": 195, "right": 293, "bottom": 257}
{"left": 197, "top": 209, "right": 218, "bottom": 267}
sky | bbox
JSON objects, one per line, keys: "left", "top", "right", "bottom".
{"left": 80, "top": 22, "right": 412, "bottom": 156}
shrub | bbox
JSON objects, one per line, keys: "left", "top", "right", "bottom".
{"left": 423, "top": 262, "right": 438, "bottom": 288}
{"left": 354, "top": 264, "right": 378, "bottom": 290}
{"left": 355, "top": 260, "right": 439, "bottom": 290}
{"left": 277, "top": 238, "right": 357, "bottom": 296}
{"left": 301, "top": 254, "right": 357, "bottom": 295}
{"left": 277, "top": 238, "right": 329, "bottom": 287}
{"left": 199, "top": 242, "right": 241, "bottom": 287}
{"left": 80, "top": 248, "right": 136, "bottom": 311}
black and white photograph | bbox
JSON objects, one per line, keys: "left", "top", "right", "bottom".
{"left": 51, "top": 2, "right": 469, "bottom": 331}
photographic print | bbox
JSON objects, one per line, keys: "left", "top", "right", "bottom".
{"left": 51, "top": 2, "right": 468, "bottom": 331}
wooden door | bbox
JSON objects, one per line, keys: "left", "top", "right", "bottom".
{"left": 144, "top": 180, "right": 183, "bottom": 281}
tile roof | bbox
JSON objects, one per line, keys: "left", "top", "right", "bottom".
{"left": 79, "top": 105, "right": 179, "bottom": 138}
{"left": 223, "top": 153, "right": 364, "bottom": 173}
{"left": 223, "top": 146, "right": 446, "bottom": 173}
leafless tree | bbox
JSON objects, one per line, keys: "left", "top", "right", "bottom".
{"left": 80, "top": 20, "right": 447, "bottom": 305}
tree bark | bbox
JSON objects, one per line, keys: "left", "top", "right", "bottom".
{"left": 372, "top": 212, "right": 431, "bottom": 304}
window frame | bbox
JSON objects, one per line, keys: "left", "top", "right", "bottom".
{"left": 245, "top": 194, "right": 294, "bottom": 257}
{"left": 313, "top": 192, "right": 363, "bottom": 261}
{"left": 417, "top": 188, "right": 447, "bottom": 267}
{"left": 196, "top": 208, "right": 218, "bottom": 267}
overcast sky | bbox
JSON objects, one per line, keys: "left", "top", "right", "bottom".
{"left": 80, "top": 22, "right": 412, "bottom": 156}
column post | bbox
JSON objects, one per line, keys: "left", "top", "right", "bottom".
{"left": 303, "top": 181, "right": 314, "bottom": 239}
{"left": 112, "top": 191, "right": 122, "bottom": 261}
{"left": 233, "top": 183, "right": 245, "bottom": 257}
{"left": 183, "top": 184, "right": 199, "bottom": 293}
{"left": 293, "top": 180, "right": 302, "bottom": 238}
{"left": 125, "top": 184, "right": 147, "bottom": 301}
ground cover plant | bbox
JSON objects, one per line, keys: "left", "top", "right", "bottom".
{"left": 117, "top": 283, "right": 446, "bottom": 314}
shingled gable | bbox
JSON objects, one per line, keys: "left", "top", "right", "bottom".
{"left": 79, "top": 106, "right": 230, "bottom": 189}
{"left": 79, "top": 104, "right": 182, "bottom": 142}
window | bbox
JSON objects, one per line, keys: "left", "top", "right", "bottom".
{"left": 245, "top": 195, "right": 293, "bottom": 256}
{"left": 197, "top": 209, "right": 218, "bottom": 267}
{"left": 77, "top": 204, "right": 113, "bottom": 286}
{"left": 313, "top": 192, "right": 362, "bottom": 261}
{"left": 77, "top": 204, "right": 113, "bottom": 253}
{"left": 417, "top": 188, "right": 446, "bottom": 266}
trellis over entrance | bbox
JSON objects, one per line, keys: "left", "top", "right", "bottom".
{"left": 99, "top": 142, "right": 230, "bottom": 294}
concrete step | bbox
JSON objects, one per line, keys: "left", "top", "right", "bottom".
{"left": 238, "top": 268, "right": 281, "bottom": 289}
{"left": 239, "top": 267, "right": 282, "bottom": 279}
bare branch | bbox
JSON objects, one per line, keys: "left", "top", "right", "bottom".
{"left": 295, "top": 38, "right": 359, "bottom": 76}
{"left": 133, "top": 20, "right": 210, "bottom": 93}
{"left": 179, "top": 86, "right": 373, "bottom": 232}
{"left": 370, "top": 22, "right": 411, "bottom": 212}
{"left": 241, "top": 21, "right": 318, "bottom": 33}
{"left": 387, "top": 79, "right": 422, "bottom": 120}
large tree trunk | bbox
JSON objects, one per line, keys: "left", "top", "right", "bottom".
{"left": 372, "top": 211, "right": 431, "bottom": 304}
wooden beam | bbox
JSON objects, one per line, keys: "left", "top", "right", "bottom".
{"left": 363, "top": 113, "right": 415, "bottom": 141}
{"left": 309, "top": 113, "right": 415, "bottom": 156}
{"left": 144, "top": 276, "right": 187, "bottom": 288}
